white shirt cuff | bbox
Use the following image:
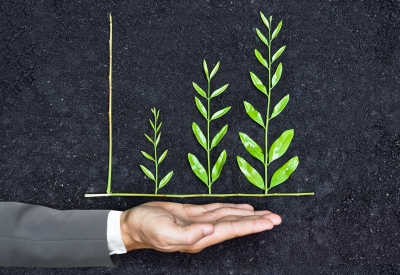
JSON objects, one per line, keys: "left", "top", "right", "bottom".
{"left": 107, "top": 210, "right": 127, "bottom": 255}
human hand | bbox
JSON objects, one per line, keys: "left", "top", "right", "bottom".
{"left": 119, "top": 201, "right": 281, "bottom": 253}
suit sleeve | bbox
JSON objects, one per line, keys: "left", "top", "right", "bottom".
{"left": 0, "top": 202, "right": 119, "bottom": 267}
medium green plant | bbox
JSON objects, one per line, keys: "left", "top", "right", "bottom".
{"left": 140, "top": 108, "right": 173, "bottom": 194}
{"left": 237, "top": 12, "right": 299, "bottom": 194}
{"left": 188, "top": 60, "right": 230, "bottom": 194}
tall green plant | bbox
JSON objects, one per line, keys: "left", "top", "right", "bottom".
{"left": 188, "top": 60, "right": 230, "bottom": 194}
{"left": 140, "top": 108, "right": 173, "bottom": 194}
{"left": 237, "top": 12, "right": 299, "bottom": 194}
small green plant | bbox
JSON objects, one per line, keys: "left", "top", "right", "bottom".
{"left": 237, "top": 12, "right": 299, "bottom": 194}
{"left": 140, "top": 108, "right": 174, "bottom": 194}
{"left": 188, "top": 60, "right": 230, "bottom": 194}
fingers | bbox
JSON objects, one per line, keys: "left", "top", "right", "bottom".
{"left": 142, "top": 201, "right": 256, "bottom": 221}
{"left": 157, "top": 221, "right": 215, "bottom": 247}
{"left": 152, "top": 201, "right": 254, "bottom": 213}
{"left": 214, "top": 218, "right": 275, "bottom": 239}
{"left": 183, "top": 203, "right": 255, "bottom": 220}
{"left": 191, "top": 217, "right": 279, "bottom": 251}
{"left": 187, "top": 206, "right": 274, "bottom": 223}
{"left": 215, "top": 213, "right": 282, "bottom": 225}
{"left": 263, "top": 213, "right": 282, "bottom": 225}
{"left": 201, "top": 202, "right": 254, "bottom": 212}
{"left": 210, "top": 208, "right": 272, "bottom": 218}
{"left": 178, "top": 202, "right": 255, "bottom": 218}
{"left": 143, "top": 201, "right": 277, "bottom": 225}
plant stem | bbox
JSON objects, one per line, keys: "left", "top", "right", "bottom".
{"left": 207, "top": 78, "right": 212, "bottom": 194}
{"left": 106, "top": 13, "right": 113, "bottom": 194}
{"left": 264, "top": 18, "right": 272, "bottom": 195}
{"left": 153, "top": 112, "right": 158, "bottom": 194}
{"left": 85, "top": 192, "right": 314, "bottom": 198}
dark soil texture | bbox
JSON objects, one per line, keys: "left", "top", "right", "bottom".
{"left": 1, "top": 0, "right": 400, "bottom": 274}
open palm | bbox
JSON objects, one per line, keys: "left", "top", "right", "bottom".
{"left": 120, "top": 201, "right": 281, "bottom": 253}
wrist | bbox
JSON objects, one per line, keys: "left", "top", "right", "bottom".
{"left": 120, "top": 209, "right": 150, "bottom": 251}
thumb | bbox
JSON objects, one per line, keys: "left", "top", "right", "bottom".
{"left": 171, "top": 223, "right": 215, "bottom": 245}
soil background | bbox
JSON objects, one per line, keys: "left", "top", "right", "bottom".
{"left": 1, "top": 0, "right": 400, "bottom": 274}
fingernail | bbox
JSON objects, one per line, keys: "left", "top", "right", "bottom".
{"left": 203, "top": 227, "right": 213, "bottom": 236}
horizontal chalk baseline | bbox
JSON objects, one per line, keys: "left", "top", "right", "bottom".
{"left": 85, "top": 192, "right": 314, "bottom": 198}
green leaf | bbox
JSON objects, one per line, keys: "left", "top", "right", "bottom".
{"left": 159, "top": 171, "right": 173, "bottom": 188}
{"left": 260, "top": 11, "right": 270, "bottom": 29}
{"left": 156, "top": 109, "right": 160, "bottom": 120}
{"left": 270, "top": 95, "right": 289, "bottom": 119}
{"left": 254, "top": 49, "right": 268, "bottom": 69}
{"left": 149, "top": 119, "right": 155, "bottom": 130}
{"left": 239, "top": 132, "right": 265, "bottom": 163}
{"left": 243, "top": 101, "right": 265, "bottom": 128}
{"left": 140, "top": 165, "right": 155, "bottom": 181}
{"left": 256, "top": 28, "right": 269, "bottom": 47}
{"left": 192, "top": 122, "right": 207, "bottom": 150}
{"left": 210, "top": 84, "right": 229, "bottom": 98}
{"left": 203, "top": 60, "right": 209, "bottom": 80}
{"left": 272, "top": 20, "right": 282, "bottom": 40}
{"left": 141, "top": 151, "right": 154, "bottom": 161}
{"left": 156, "top": 132, "right": 161, "bottom": 146}
{"left": 158, "top": 149, "right": 168, "bottom": 164}
{"left": 211, "top": 124, "right": 228, "bottom": 149}
{"left": 272, "top": 46, "right": 286, "bottom": 63}
{"left": 193, "top": 82, "right": 207, "bottom": 98}
{"left": 270, "top": 156, "right": 299, "bottom": 189}
{"left": 250, "top": 72, "right": 267, "bottom": 95}
{"left": 144, "top": 134, "right": 154, "bottom": 144}
{"left": 195, "top": 97, "right": 207, "bottom": 119}
{"left": 156, "top": 122, "right": 162, "bottom": 132}
{"left": 271, "top": 63, "right": 282, "bottom": 88}
{"left": 210, "top": 61, "right": 220, "bottom": 79}
{"left": 211, "top": 150, "right": 227, "bottom": 183}
{"left": 269, "top": 129, "right": 294, "bottom": 163}
{"left": 237, "top": 156, "right": 264, "bottom": 190}
{"left": 211, "top": 106, "right": 231, "bottom": 120}
{"left": 188, "top": 153, "right": 208, "bottom": 185}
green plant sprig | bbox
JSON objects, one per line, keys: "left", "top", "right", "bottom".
{"left": 237, "top": 12, "right": 299, "bottom": 194}
{"left": 188, "top": 60, "right": 230, "bottom": 194}
{"left": 140, "top": 108, "right": 173, "bottom": 194}
{"left": 106, "top": 13, "right": 113, "bottom": 194}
